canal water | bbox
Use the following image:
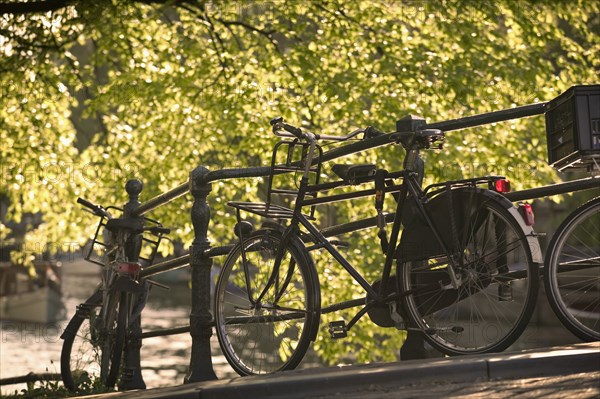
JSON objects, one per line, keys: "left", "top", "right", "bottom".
{"left": 0, "top": 259, "right": 239, "bottom": 395}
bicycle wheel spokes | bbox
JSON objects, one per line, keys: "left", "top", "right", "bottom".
{"left": 545, "top": 198, "right": 600, "bottom": 341}
{"left": 401, "top": 200, "right": 537, "bottom": 354}
{"left": 68, "top": 310, "right": 103, "bottom": 386}
{"left": 100, "top": 293, "right": 119, "bottom": 380}
{"left": 215, "top": 230, "right": 316, "bottom": 375}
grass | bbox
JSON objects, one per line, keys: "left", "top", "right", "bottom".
{"left": 2, "top": 368, "right": 113, "bottom": 399}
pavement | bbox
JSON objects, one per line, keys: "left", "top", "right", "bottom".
{"left": 81, "top": 342, "right": 599, "bottom": 399}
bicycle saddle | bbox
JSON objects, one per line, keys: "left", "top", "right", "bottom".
{"left": 332, "top": 164, "right": 376, "bottom": 184}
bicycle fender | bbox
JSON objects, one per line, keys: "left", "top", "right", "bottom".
{"left": 505, "top": 205, "right": 542, "bottom": 263}
{"left": 480, "top": 190, "right": 542, "bottom": 264}
{"left": 397, "top": 188, "right": 542, "bottom": 264}
{"left": 60, "top": 290, "right": 102, "bottom": 340}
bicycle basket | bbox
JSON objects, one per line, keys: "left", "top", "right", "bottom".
{"left": 85, "top": 207, "right": 166, "bottom": 267}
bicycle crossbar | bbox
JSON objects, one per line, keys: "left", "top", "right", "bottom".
{"left": 302, "top": 184, "right": 404, "bottom": 206}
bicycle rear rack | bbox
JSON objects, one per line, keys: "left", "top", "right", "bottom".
{"left": 423, "top": 175, "right": 507, "bottom": 196}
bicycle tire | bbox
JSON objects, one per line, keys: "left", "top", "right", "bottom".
{"left": 214, "top": 228, "right": 320, "bottom": 376}
{"left": 60, "top": 289, "right": 127, "bottom": 391}
{"left": 105, "top": 291, "right": 128, "bottom": 387}
{"left": 398, "top": 194, "right": 538, "bottom": 354}
{"left": 60, "top": 291, "right": 102, "bottom": 392}
{"left": 544, "top": 196, "right": 600, "bottom": 342}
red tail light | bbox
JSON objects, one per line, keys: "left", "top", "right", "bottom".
{"left": 518, "top": 203, "right": 535, "bottom": 226}
{"left": 117, "top": 262, "right": 141, "bottom": 275}
{"left": 494, "top": 179, "right": 511, "bottom": 193}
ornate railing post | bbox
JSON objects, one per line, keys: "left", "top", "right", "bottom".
{"left": 185, "top": 166, "right": 218, "bottom": 382}
{"left": 120, "top": 179, "right": 146, "bottom": 390}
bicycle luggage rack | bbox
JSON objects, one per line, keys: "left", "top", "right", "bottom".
{"left": 227, "top": 202, "right": 296, "bottom": 219}
{"left": 229, "top": 138, "right": 323, "bottom": 221}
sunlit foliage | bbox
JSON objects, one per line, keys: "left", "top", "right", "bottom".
{"left": 1, "top": 0, "right": 598, "bottom": 364}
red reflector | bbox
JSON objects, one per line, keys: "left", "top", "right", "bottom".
{"left": 117, "top": 262, "right": 141, "bottom": 275}
{"left": 494, "top": 179, "right": 511, "bottom": 193}
{"left": 519, "top": 203, "right": 535, "bottom": 226}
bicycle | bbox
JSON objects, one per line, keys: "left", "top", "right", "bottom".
{"left": 60, "top": 180, "right": 170, "bottom": 391}
{"left": 214, "top": 117, "right": 541, "bottom": 376}
{"left": 544, "top": 195, "right": 600, "bottom": 342}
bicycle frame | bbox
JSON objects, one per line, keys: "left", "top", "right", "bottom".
{"left": 248, "top": 136, "right": 499, "bottom": 330}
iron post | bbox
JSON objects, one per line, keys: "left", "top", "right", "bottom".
{"left": 185, "top": 166, "right": 218, "bottom": 382}
{"left": 120, "top": 179, "right": 146, "bottom": 390}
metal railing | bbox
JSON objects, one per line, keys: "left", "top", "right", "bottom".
{"left": 118, "top": 101, "right": 600, "bottom": 384}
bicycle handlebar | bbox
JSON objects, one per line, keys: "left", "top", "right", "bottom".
{"left": 77, "top": 197, "right": 112, "bottom": 219}
{"left": 78, "top": 198, "right": 171, "bottom": 235}
{"left": 270, "top": 117, "right": 304, "bottom": 139}
{"left": 270, "top": 116, "right": 368, "bottom": 142}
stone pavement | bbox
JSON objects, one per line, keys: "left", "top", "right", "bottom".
{"left": 82, "top": 342, "right": 599, "bottom": 399}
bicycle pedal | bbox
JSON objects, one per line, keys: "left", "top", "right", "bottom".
{"left": 328, "top": 320, "right": 347, "bottom": 339}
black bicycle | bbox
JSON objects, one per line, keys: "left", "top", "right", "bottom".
{"left": 214, "top": 117, "right": 541, "bottom": 376}
{"left": 60, "top": 180, "right": 170, "bottom": 391}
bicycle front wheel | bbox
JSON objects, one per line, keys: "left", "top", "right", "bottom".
{"left": 544, "top": 197, "right": 600, "bottom": 341}
{"left": 399, "top": 198, "right": 538, "bottom": 354}
{"left": 61, "top": 289, "right": 127, "bottom": 391}
{"left": 214, "top": 228, "right": 320, "bottom": 376}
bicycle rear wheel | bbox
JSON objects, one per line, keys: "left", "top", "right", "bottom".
{"left": 214, "top": 228, "right": 320, "bottom": 376}
{"left": 399, "top": 198, "right": 538, "bottom": 354}
{"left": 61, "top": 289, "right": 127, "bottom": 391}
{"left": 544, "top": 197, "right": 600, "bottom": 341}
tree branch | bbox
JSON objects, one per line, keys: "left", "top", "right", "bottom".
{"left": 215, "top": 18, "right": 278, "bottom": 51}
{"left": 0, "top": 0, "right": 72, "bottom": 15}
{"left": 0, "top": 0, "right": 194, "bottom": 15}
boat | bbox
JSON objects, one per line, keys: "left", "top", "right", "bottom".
{"left": 0, "top": 260, "right": 66, "bottom": 323}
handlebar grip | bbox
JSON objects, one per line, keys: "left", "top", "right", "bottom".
{"left": 270, "top": 117, "right": 283, "bottom": 126}
{"left": 77, "top": 197, "right": 98, "bottom": 210}
{"left": 281, "top": 122, "right": 303, "bottom": 138}
{"left": 270, "top": 116, "right": 304, "bottom": 139}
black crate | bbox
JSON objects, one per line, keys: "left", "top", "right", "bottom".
{"left": 545, "top": 84, "right": 600, "bottom": 172}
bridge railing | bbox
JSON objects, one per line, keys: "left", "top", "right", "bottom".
{"left": 126, "top": 101, "right": 600, "bottom": 383}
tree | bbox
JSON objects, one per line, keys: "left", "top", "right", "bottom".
{"left": 1, "top": 0, "right": 598, "bottom": 365}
